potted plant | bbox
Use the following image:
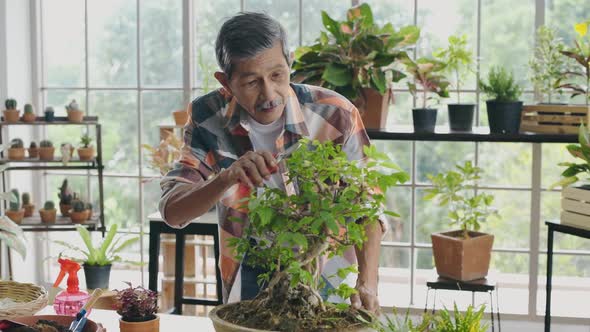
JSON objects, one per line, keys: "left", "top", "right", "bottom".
{"left": 77, "top": 134, "right": 95, "bottom": 161}
{"left": 434, "top": 34, "right": 477, "bottom": 131}
{"left": 58, "top": 179, "right": 73, "bottom": 217}
{"left": 559, "top": 20, "right": 590, "bottom": 106}
{"left": 529, "top": 26, "right": 570, "bottom": 104}
{"left": 5, "top": 189, "right": 25, "bottom": 224}
{"left": 3, "top": 99, "right": 20, "bottom": 123}
{"left": 403, "top": 57, "right": 450, "bottom": 133}
{"left": 7, "top": 138, "right": 25, "bottom": 160}
{"left": 291, "top": 3, "right": 420, "bottom": 130}
{"left": 70, "top": 199, "right": 87, "bottom": 223}
{"left": 55, "top": 224, "right": 140, "bottom": 291}
{"left": 39, "top": 200, "right": 57, "bottom": 223}
{"left": 142, "top": 133, "right": 183, "bottom": 176}
{"left": 39, "top": 140, "right": 55, "bottom": 161}
{"left": 479, "top": 66, "right": 523, "bottom": 134}
{"left": 85, "top": 202, "right": 93, "bottom": 220}
{"left": 22, "top": 103, "right": 36, "bottom": 123}
{"left": 114, "top": 283, "right": 159, "bottom": 332}
{"left": 424, "top": 161, "right": 499, "bottom": 281}
{"left": 22, "top": 192, "right": 35, "bottom": 218}
{"left": 208, "top": 138, "right": 409, "bottom": 331}
{"left": 28, "top": 141, "right": 39, "bottom": 159}
{"left": 65, "top": 99, "right": 84, "bottom": 123}
{"left": 0, "top": 173, "right": 27, "bottom": 259}
{"left": 44, "top": 106, "right": 55, "bottom": 122}
{"left": 432, "top": 304, "right": 488, "bottom": 332}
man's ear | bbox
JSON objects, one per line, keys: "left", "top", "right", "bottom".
{"left": 214, "top": 71, "right": 232, "bottom": 95}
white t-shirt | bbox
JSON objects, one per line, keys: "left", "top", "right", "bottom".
{"left": 247, "top": 115, "right": 285, "bottom": 192}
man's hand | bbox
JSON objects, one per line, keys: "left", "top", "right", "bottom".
{"left": 221, "top": 151, "right": 277, "bottom": 188}
{"left": 351, "top": 279, "right": 380, "bottom": 313}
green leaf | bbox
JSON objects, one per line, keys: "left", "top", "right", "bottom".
{"left": 322, "top": 63, "right": 352, "bottom": 87}
{"left": 111, "top": 236, "right": 140, "bottom": 255}
{"left": 321, "top": 11, "right": 341, "bottom": 40}
{"left": 370, "top": 69, "right": 387, "bottom": 94}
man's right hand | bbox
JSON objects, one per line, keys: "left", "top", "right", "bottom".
{"left": 221, "top": 151, "right": 277, "bottom": 188}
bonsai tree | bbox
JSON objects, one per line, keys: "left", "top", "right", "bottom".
{"left": 424, "top": 161, "right": 499, "bottom": 239}
{"left": 479, "top": 66, "right": 523, "bottom": 102}
{"left": 114, "top": 282, "right": 158, "bottom": 323}
{"left": 529, "top": 26, "right": 570, "bottom": 104}
{"left": 217, "top": 138, "right": 409, "bottom": 331}
{"left": 292, "top": 3, "right": 419, "bottom": 108}
{"left": 404, "top": 57, "right": 451, "bottom": 109}
{"left": 80, "top": 134, "right": 92, "bottom": 148}
{"left": 559, "top": 20, "right": 590, "bottom": 106}
{"left": 434, "top": 34, "right": 476, "bottom": 103}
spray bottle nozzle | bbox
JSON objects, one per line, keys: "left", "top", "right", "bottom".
{"left": 53, "top": 257, "right": 81, "bottom": 294}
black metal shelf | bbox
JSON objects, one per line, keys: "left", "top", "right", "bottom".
{"left": 0, "top": 116, "right": 99, "bottom": 126}
{"left": 18, "top": 215, "right": 101, "bottom": 232}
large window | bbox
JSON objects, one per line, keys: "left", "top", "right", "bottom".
{"left": 36, "top": 0, "right": 590, "bottom": 320}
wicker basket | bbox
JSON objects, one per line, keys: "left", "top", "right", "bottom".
{"left": 0, "top": 280, "right": 48, "bottom": 317}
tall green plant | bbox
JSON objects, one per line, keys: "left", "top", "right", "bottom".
{"left": 529, "top": 26, "right": 569, "bottom": 103}
{"left": 559, "top": 20, "right": 590, "bottom": 106}
{"left": 292, "top": 3, "right": 419, "bottom": 104}
{"left": 403, "top": 57, "right": 450, "bottom": 109}
{"left": 479, "top": 66, "right": 523, "bottom": 102}
{"left": 434, "top": 34, "right": 475, "bottom": 104}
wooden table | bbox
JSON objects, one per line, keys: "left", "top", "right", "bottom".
{"left": 37, "top": 306, "right": 215, "bottom": 332}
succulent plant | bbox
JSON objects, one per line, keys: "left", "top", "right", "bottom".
{"left": 5, "top": 99, "right": 17, "bottom": 110}
{"left": 72, "top": 200, "right": 85, "bottom": 212}
{"left": 24, "top": 104, "right": 34, "bottom": 114}
{"left": 115, "top": 283, "right": 158, "bottom": 322}
{"left": 58, "top": 179, "right": 73, "bottom": 205}
{"left": 44, "top": 200, "right": 55, "bottom": 210}
{"left": 10, "top": 138, "right": 24, "bottom": 149}
{"left": 80, "top": 135, "right": 92, "bottom": 148}
{"left": 29, "top": 141, "right": 37, "bottom": 148}
{"left": 9, "top": 189, "right": 20, "bottom": 211}
{"left": 65, "top": 99, "right": 80, "bottom": 112}
{"left": 22, "top": 192, "right": 30, "bottom": 205}
{"left": 44, "top": 106, "right": 55, "bottom": 113}
{"left": 40, "top": 140, "right": 53, "bottom": 148}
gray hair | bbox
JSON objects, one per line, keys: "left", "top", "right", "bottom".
{"left": 215, "top": 12, "right": 289, "bottom": 78}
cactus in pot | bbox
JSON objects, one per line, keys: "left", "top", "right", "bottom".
{"left": 44, "top": 106, "right": 55, "bottom": 122}
{"left": 58, "top": 179, "right": 73, "bottom": 217}
{"left": 39, "top": 139, "right": 55, "bottom": 160}
{"left": 5, "top": 189, "right": 25, "bottom": 224}
{"left": 22, "top": 103, "right": 36, "bottom": 122}
{"left": 8, "top": 138, "right": 25, "bottom": 160}
{"left": 70, "top": 199, "right": 87, "bottom": 223}
{"left": 28, "top": 141, "right": 39, "bottom": 159}
{"left": 3, "top": 99, "right": 20, "bottom": 123}
{"left": 85, "top": 202, "right": 93, "bottom": 220}
{"left": 65, "top": 99, "right": 84, "bottom": 123}
{"left": 39, "top": 200, "right": 57, "bottom": 223}
{"left": 22, "top": 192, "right": 35, "bottom": 217}
{"left": 78, "top": 134, "right": 95, "bottom": 161}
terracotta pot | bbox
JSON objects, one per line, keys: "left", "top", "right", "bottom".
{"left": 431, "top": 230, "right": 494, "bottom": 281}
{"left": 23, "top": 204, "right": 35, "bottom": 217}
{"left": 67, "top": 109, "right": 84, "bottom": 123}
{"left": 3, "top": 109, "right": 21, "bottom": 123}
{"left": 8, "top": 315, "right": 98, "bottom": 332}
{"left": 28, "top": 147, "right": 39, "bottom": 159}
{"left": 39, "top": 209, "right": 57, "bottom": 223}
{"left": 7, "top": 148, "right": 25, "bottom": 160}
{"left": 120, "top": 315, "right": 160, "bottom": 332}
{"left": 355, "top": 88, "right": 390, "bottom": 130}
{"left": 70, "top": 211, "right": 87, "bottom": 223}
{"left": 39, "top": 147, "right": 55, "bottom": 160}
{"left": 22, "top": 112, "right": 36, "bottom": 122}
{"left": 59, "top": 203, "right": 71, "bottom": 217}
{"left": 78, "top": 147, "right": 95, "bottom": 161}
{"left": 172, "top": 109, "right": 189, "bottom": 126}
{"left": 86, "top": 209, "right": 93, "bottom": 220}
{"left": 5, "top": 209, "right": 25, "bottom": 224}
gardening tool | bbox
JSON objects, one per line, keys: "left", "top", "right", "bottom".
{"left": 68, "top": 288, "right": 104, "bottom": 332}
{"left": 51, "top": 257, "right": 90, "bottom": 316}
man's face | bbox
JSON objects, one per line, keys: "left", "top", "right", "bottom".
{"left": 215, "top": 42, "right": 291, "bottom": 124}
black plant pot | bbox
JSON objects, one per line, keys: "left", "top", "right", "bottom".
{"left": 448, "top": 104, "right": 475, "bottom": 132}
{"left": 83, "top": 263, "right": 112, "bottom": 290}
{"left": 486, "top": 100, "right": 523, "bottom": 134}
{"left": 44, "top": 111, "right": 55, "bottom": 122}
{"left": 412, "top": 108, "right": 437, "bottom": 133}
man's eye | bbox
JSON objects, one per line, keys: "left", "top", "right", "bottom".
{"left": 246, "top": 80, "right": 257, "bottom": 86}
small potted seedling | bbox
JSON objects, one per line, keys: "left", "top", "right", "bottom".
{"left": 115, "top": 283, "right": 159, "bottom": 332}
{"left": 3, "top": 99, "right": 20, "bottom": 123}
{"left": 22, "top": 103, "right": 36, "bottom": 123}
{"left": 7, "top": 138, "right": 25, "bottom": 160}
{"left": 39, "top": 200, "right": 57, "bottom": 223}
{"left": 39, "top": 140, "right": 55, "bottom": 160}
{"left": 70, "top": 199, "right": 87, "bottom": 223}
{"left": 5, "top": 189, "right": 25, "bottom": 224}
{"left": 44, "top": 106, "right": 55, "bottom": 122}
{"left": 22, "top": 192, "right": 35, "bottom": 218}
{"left": 65, "top": 99, "right": 84, "bottom": 123}
{"left": 58, "top": 179, "right": 73, "bottom": 217}
{"left": 78, "top": 135, "right": 95, "bottom": 161}
{"left": 85, "top": 202, "right": 93, "bottom": 220}
{"left": 28, "top": 141, "right": 39, "bottom": 159}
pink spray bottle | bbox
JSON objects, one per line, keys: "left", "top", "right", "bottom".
{"left": 52, "top": 257, "right": 90, "bottom": 316}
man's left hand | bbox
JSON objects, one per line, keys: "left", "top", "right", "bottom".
{"left": 351, "top": 280, "right": 380, "bottom": 313}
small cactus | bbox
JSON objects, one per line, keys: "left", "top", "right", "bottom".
{"left": 40, "top": 140, "right": 53, "bottom": 148}
{"left": 58, "top": 179, "right": 73, "bottom": 205}
{"left": 80, "top": 135, "right": 92, "bottom": 148}
{"left": 9, "top": 189, "right": 20, "bottom": 211}
{"left": 22, "top": 192, "right": 30, "bottom": 205}
{"left": 5, "top": 99, "right": 17, "bottom": 110}
{"left": 10, "top": 138, "right": 24, "bottom": 149}
{"left": 72, "top": 200, "right": 85, "bottom": 212}
{"left": 65, "top": 99, "right": 80, "bottom": 112}
{"left": 44, "top": 200, "right": 55, "bottom": 210}
{"left": 24, "top": 104, "right": 34, "bottom": 114}
{"left": 44, "top": 106, "right": 55, "bottom": 113}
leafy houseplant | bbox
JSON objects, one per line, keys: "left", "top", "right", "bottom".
{"left": 22, "top": 103, "right": 36, "bottom": 123}
{"left": 434, "top": 34, "right": 477, "bottom": 131}
{"left": 65, "top": 99, "right": 84, "bottom": 123}
{"left": 142, "top": 133, "right": 183, "bottom": 176}
{"left": 424, "top": 161, "right": 499, "bottom": 281}
{"left": 529, "top": 26, "right": 569, "bottom": 104}
{"left": 28, "top": 141, "right": 39, "bottom": 159}
{"left": 3, "top": 98, "right": 20, "bottom": 123}
{"left": 44, "top": 106, "right": 55, "bottom": 122}
{"left": 77, "top": 134, "right": 95, "bottom": 161}
{"left": 22, "top": 192, "right": 35, "bottom": 218}
{"left": 58, "top": 179, "right": 73, "bottom": 217}
{"left": 39, "top": 139, "right": 55, "bottom": 161}
{"left": 403, "top": 57, "right": 450, "bottom": 133}
{"left": 7, "top": 138, "right": 25, "bottom": 160}
{"left": 553, "top": 124, "right": 590, "bottom": 188}
{"left": 5, "top": 189, "right": 25, "bottom": 224}
{"left": 479, "top": 66, "right": 523, "bottom": 134}
{"left": 210, "top": 138, "right": 409, "bottom": 332}
{"left": 291, "top": 3, "right": 420, "bottom": 129}
{"left": 55, "top": 224, "right": 140, "bottom": 290}
{"left": 559, "top": 20, "right": 590, "bottom": 106}
{"left": 114, "top": 283, "right": 159, "bottom": 332}
{"left": 39, "top": 200, "right": 57, "bottom": 224}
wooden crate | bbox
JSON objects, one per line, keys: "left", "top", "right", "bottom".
{"left": 561, "top": 186, "right": 590, "bottom": 230}
{"left": 520, "top": 104, "right": 590, "bottom": 134}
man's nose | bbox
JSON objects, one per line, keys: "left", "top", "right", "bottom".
{"left": 260, "top": 79, "right": 276, "bottom": 101}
